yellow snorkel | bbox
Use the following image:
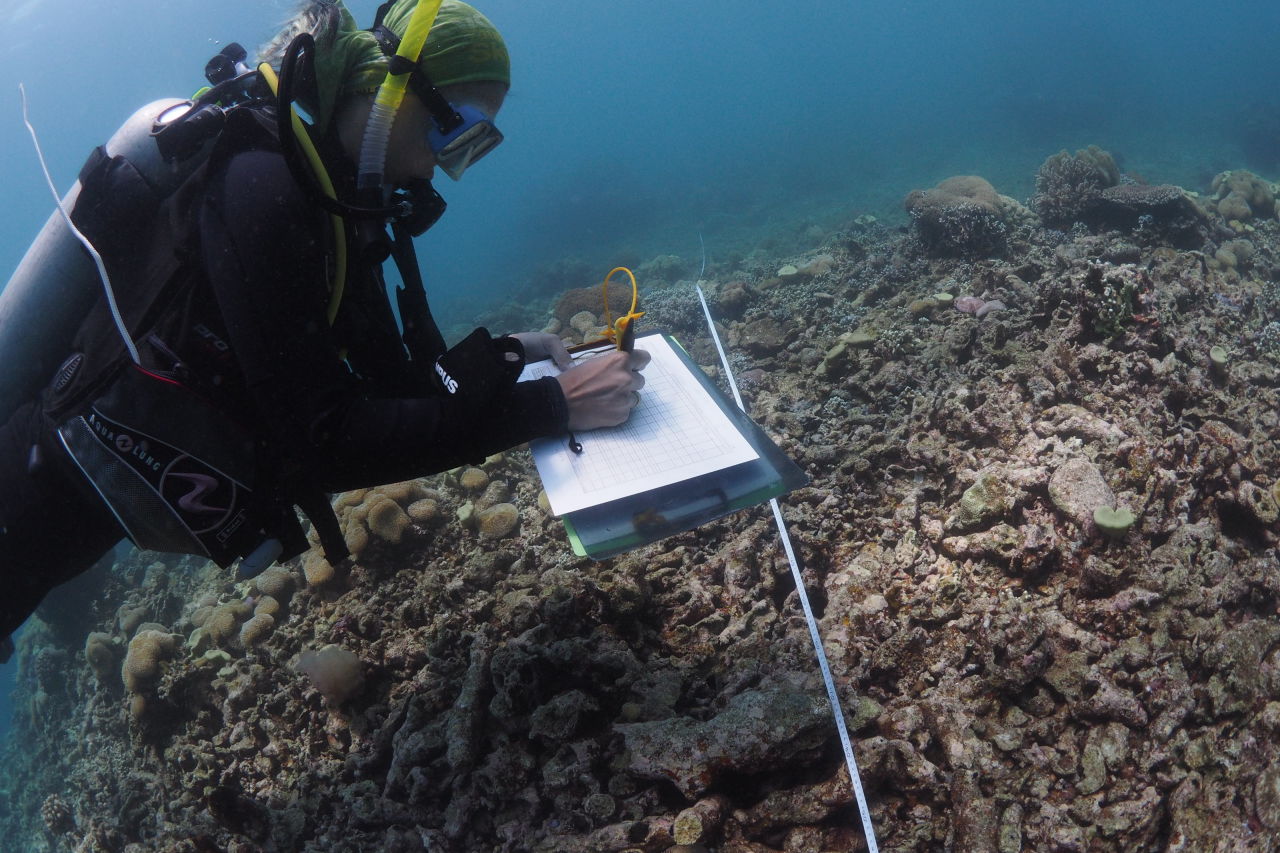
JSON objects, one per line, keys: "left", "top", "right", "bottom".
{"left": 357, "top": 0, "right": 444, "bottom": 196}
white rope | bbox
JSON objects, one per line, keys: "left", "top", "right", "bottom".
{"left": 696, "top": 282, "right": 878, "bottom": 853}
{"left": 19, "top": 83, "right": 139, "bottom": 365}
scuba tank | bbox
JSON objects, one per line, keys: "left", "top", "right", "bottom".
{"left": 0, "top": 96, "right": 203, "bottom": 426}
{"left": 0, "top": 42, "right": 257, "bottom": 426}
{"left": 0, "top": 45, "right": 339, "bottom": 575}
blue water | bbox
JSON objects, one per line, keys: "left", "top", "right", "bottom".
{"left": 0, "top": 625, "right": 18, "bottom": 742}
{"left": 0, "top": 0, "right": 1278, "bottom": 741}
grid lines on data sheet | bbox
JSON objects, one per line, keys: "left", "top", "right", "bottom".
{"left": 523, "top": 333, "right": 759, "bottom": 516}
{"left": 570, "top": 355, "right": 730, "bottom": 495}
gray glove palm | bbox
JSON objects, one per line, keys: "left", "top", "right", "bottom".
{"left": 510, "top": 332, "right": 571, "bottom": 369}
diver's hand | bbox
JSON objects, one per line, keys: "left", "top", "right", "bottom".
{"left": 556, "top": 348, "right": 652, "bottom": 430}
{"left": 510, "top": 332, "right": 571, "bottom": 369}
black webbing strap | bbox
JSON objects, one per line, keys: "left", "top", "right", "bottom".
{"left": 296, "top": 488, "right": 349, "bottom": 565}
{"left": 390, "top": 223, "right": 448, "bottom": 367}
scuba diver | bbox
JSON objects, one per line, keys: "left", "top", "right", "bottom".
{"left": 0, "top": 0, "right": 649, "bottom": 661}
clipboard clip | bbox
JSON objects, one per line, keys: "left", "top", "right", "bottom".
{"left": 564, "top": 267, "right": 645, "bottom": 454}
{"left": 566, "top": 267, "right": 645, "bottom": 354}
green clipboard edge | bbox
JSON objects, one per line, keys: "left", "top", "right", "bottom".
{"left": 559, "top": 332, "right": 808, "bottom": 560}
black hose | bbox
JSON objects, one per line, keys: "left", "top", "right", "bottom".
{"left": 276, "top": 34, "right": 401, "bottom": 221}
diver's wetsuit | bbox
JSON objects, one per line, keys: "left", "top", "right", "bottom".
{"left": 197, "top": 145, "right": 567, "bottom": 490}
{"left": 0, "top": 139, "right": 568, "bottom": 640}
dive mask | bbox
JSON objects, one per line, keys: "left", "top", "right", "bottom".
{"left": 427, "top": 102, "right": 503, "bottom": 181}
{"left": 369, "top": 12, "right": 504, "bottom": 183}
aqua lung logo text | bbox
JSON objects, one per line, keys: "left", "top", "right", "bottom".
{"left": 88, "top": 413, "right": 161, "bottom": 472}
{"left": 87, "top": 410, "right": 245, "bottom": 538}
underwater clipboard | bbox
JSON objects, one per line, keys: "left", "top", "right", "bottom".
{"left": 522, "top": 330, "right": 807, "bottom": 560}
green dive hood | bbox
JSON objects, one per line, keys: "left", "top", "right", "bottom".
{"left": 309, "top": 0, "right": 509, "bottom": 132}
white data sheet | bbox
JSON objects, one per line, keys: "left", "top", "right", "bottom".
{"left": 521, "top": 334, "right": 759, "bottom": 516}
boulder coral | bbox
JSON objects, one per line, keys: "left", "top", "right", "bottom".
{"left": 375, "top": 479, "right": 429, "bottom": 505}
{"left": 365, "top": 496, "right": 412, "bottom": 544}
{"left": 476, "top": 502, "right": 520, "bottom": 539}
{"left": 239, "top": 613, "right": 275, "bottom": 649}
{"left": 407, "top": 498, "right": 440, "bottom": 524}
{"left": 330, "top": 481, "right": 434, "bottom": 554}
{"left": 302, "top": 551, "right": 336, "bottom": 587}
{"left": 121, "top": 629, "right": 176, "bottom": 694}
{"left": 458, "top": 466, "right": 490, "bottom": 492}
{"left": 204, "top": 601, "right": 252, "bottom": 648}
{"left": 294, "top": 644, "right": 364, "bottom": 705}
{"left": 1211, "top": 170, "right": 1276, "bottom": 221}
{"left": 343, "top": 523, "right": 370, "bottom": 557}
{"left": 904, "top": 175, "right": 1009, "bottom": 258}
{"left": 253, "top": 595, "right": 280, "bottom": 618}
{"left": 252, "top": 566, "right": 294, "bottom": 603}
{"left": 83, "top": 632, "right": 118, "bottom": 683}
{"left": 553, "top": 282, "right": 634, "bottom": 340}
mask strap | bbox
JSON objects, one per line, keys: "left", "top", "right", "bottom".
{"left": 369, "top": 18, "right": 463, "bottom": 135}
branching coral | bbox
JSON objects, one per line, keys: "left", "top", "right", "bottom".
{"left": 1080, "top": 264, "right": 1146, "bottom": 338}
{"left": 1031, "top": 146, "right": 1121, "bottom": 226}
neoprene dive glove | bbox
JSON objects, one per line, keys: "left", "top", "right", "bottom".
{"left": 430, "top": 327, "right": 524, "bottom": 408}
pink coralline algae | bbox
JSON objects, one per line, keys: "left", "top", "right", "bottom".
{"left": 954, "top": 296, "right": 1007, "bottom": 317}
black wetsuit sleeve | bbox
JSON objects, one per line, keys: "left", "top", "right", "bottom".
{"left": 198, "top": 149, "right": 567, "bottom": 492}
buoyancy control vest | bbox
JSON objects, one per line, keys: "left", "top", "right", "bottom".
{"left": 43, "top": 104, "right": 346, "bottom": 573}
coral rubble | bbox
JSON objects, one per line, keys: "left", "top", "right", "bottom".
{"left": 3, "top": 148, "right": 1280, "bottom": 852}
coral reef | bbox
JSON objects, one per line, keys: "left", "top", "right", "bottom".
{"left": 1031, "top": 145, "right": 1122, "bottom": 226}
{"left": 4, "top": 151, "right": 1280, "bottom": 853}
{"left": 904, "top": 175, "right": 1010, "bottom": 258}
{"left": 1210, "top": 169, "right": 1276, "bottom": 223}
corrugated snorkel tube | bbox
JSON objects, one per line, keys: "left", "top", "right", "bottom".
{"left": 357, "top": 0, "right": 443, "bottom": 196}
